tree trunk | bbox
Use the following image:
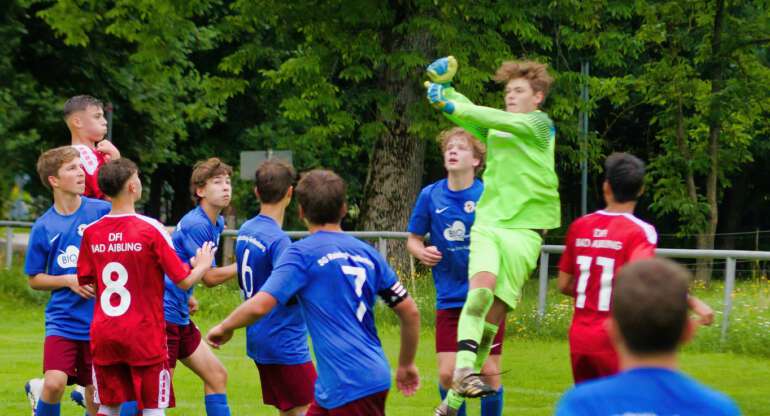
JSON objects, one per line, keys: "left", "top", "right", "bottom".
{"left": 720, "top": 171, "right": 747, "bottom": 250}
{"left": 360, "top": 23, "right": 430, "bottom": 273}
{"left": 695, "top": 0, "right": 726, "bottom": 282}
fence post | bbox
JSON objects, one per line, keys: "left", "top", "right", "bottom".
{"left": 5, "top": 226, "right": 12, "bottom": 270}
{"left": 378, "top": 237, "right": 387, "bottom": 261}
{"left": 537, "top": 250, "right": 550, "bottom": 322}
{"left": 720, "top": 257, "right": 736, "bottom": 343}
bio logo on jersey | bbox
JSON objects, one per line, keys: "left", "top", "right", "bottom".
{"left": 57, "top": 245, "right": 79, "bottom": 268}
{"left": 443, "top": 221, "right": 467, "bottom": 242}
{"left": 464, "top": 201, "right": 476, "bottom": 213}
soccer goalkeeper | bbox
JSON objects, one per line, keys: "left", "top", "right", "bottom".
{"left": 425, "top": 57, "right": 560, "bottom": 416}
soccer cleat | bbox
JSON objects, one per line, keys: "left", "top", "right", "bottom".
{"left": 25, "top": 378, "right": 43, "bottom": 416}
{"left": 451, "top": 367, "right": 496, "bottom": 398}
{"left": 70, "top": 385, "right": 86, "bottom": 408}
{"left": 434, "top": 402, "right": 458, "bottom": 416}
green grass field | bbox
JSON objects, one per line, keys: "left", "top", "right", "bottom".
{"left": 1, "top": 266, "right": 769, "bottom": 415}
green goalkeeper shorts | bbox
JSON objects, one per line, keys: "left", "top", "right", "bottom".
{"left": 468, "top": 225, "right": 543, "bottom": 309}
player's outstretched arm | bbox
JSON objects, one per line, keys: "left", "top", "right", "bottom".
{"left": 29, "top": 273, "right": 95, "bottom": 299}
{"left": 392, "top": 296, "right": 421, "bottom": 396}
{"left": 202, "top": 263, "right": 237, "bottom": 287}
{"left": 557, "top": 271, "right": 575, "bottom": 297}
{"left": 688, "top": 296, "right": 715, "bottom": 326}
{"left": 424, "top": 81, "right": 489, "bottom": 142}
{"left": 177, "top": 241, "right": 216, "bottom": 290}
{"left": 206, "top": 291, "right": 278, "bottom": 348}
{"left": 406, "top": 234, "right": 442, "bottom": 267}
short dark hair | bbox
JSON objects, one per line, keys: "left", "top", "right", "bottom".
{"left": 98, "top": 158, "right": 138, "bottom": 198}
{"left": 295, "top": 169, "right": 346, "bottom": 225}
{"left": 190, "top": 158, "right": 233, "bottom": 203}
{"left": 255, "top": 160, "right": 296, "bottom": 204}
{"left": 63, "top": 95, "right": 103, "bottom": 119}
{"left": 612, "top": 258, "right": 690, "bottom": 354}
{"left": 605, "top": 152, "right": 645, "bottom": 203}
{"left": 36, "top": 146, "right": 80, "bottom": 190}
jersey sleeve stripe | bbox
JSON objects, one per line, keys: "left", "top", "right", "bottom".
{"left": 134, "top": 214, "right": 176, "bottom": 249}
{"left": 621, "top": 213, "right": 658, "bottom": 245}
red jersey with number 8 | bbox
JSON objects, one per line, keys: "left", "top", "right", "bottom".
{"left": 78, "top": 214, "right": 190, "bottom": 366}
{"left": 559, "top": 210, "right": 657, "bottom": 352}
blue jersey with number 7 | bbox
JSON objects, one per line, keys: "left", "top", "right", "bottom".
{"left": 261, "top": 231, "right": 404, "bottom": 409}
{"left": 234, "top": 214, "right": 310, "bottom": 365}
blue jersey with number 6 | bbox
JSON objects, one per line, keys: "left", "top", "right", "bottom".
{"left": 235, "top": 214, "right": 311, "bottom": 365}
{"left": 407, "top": 178, "right": 483, "bottom": 309}
{"left": 261, "top": 231, "right": 399, "bottom": 409}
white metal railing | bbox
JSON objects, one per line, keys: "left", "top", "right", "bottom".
{"left": 3, "top": 221, "right": 767, "bottom": 342}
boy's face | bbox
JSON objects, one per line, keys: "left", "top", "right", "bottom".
{"left": 443, "top": 136, "right": 479, "bottom": 174}
{"left": 197, "top": 174, "right": 232, "bottom": 209}
{"left": 51, "top": 158, "right": 85, "bottom": 195}
{"left": 504, "top": 78, "right": 544, "bottom": 113}
{"left": 72, "top": 105, "right": 107, "bottom": 142}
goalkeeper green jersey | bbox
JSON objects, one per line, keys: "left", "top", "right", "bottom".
{"left": 444, "top": 87, "right": 560, "bottom": 230}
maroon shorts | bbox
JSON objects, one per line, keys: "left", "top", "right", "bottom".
{"left": 165, "top": 321, "right": 201, "bottom": 368}
{"left": 43, "top": 335, "right": 92, "bottom": 386}
{"left": 92, "top": 361, "right": 174, "bottom": 409}
{"left": 570, "top": 350, "right": 619, "bottom": 384}
{"left": 435, "top": 308, "right": 505, "bottom": 354}
{"left": 306, "top": 390, "right": 388, "bottom": 416}
{"left": 255, "top": 361, "right": 317, "bottom": 411}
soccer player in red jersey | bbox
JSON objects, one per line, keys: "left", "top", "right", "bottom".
{"left": 65, "top": 95, "right": 120, "bottom": 200}
{"left": 77, "top": 158, "right": 215, "bottom": 415}
{"left": 558, "top": 152, "right": 714, "bottom": 384}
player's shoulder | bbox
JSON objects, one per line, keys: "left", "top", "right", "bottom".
{"left": 31, "top": 205, "right": 57, "bottom": 227}
{"left": 81, "top": 196, "right": 111, "bottom": 212}
{"left": 613, "top": 212, "right": 657, "bottom": 245}
{"left": 674, "top": 373, "right": 740, "bottom": 414}
{"left": 129, "top": 214, "right": 173, "bottom": 240}
{"left": 175, "top": 208, "right": 214, "bottom": 237}
{"left": 239, "top": 215, "right": 285, "bottom": 239}
{"left": 419, "top": 179, "right": 444, "bottom": 198}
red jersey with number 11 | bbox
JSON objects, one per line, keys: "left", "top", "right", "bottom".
{"left": 559, "top": 210, "right": 657, "bottom": 351}
{"left": 78, "top": 214, "right": 190, "bottom": 366}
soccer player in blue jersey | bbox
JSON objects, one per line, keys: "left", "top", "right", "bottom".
{"left": 24, "top": 147, "right": 111, "bottom": 416}
{"left": 556, "top": 258, "right": 740, "bottom": 416}
{"left": 157, "top": 157, "right": 234, "bottom": 416}
{"left": 207, "top": 169, "right": 421, "bottom": 416}
{"left": 235, "top": 160, "right": 316, "bottom": 416}
{"left": 407, "top": 127, "right": 504, "bottom": 416}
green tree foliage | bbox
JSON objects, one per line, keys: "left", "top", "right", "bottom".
{"left": 2, "top": 0, "right": 769, "bottom": 272}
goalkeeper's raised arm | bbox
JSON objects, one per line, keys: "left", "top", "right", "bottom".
{"left": 424, "top": 57, "right": 555, "bottom": 148}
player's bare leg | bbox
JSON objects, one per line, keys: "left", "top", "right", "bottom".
{"left": 35, "top": 369, "right": 68, "bottom": 414}
{"left": 85, "top": 384, "right": 98, "bottom": 416}
{"left": 180, "top": 341, "right": 227, "bottom": 393}
{"left": 180, "top": 341, "right": 230, "bottom": 416}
